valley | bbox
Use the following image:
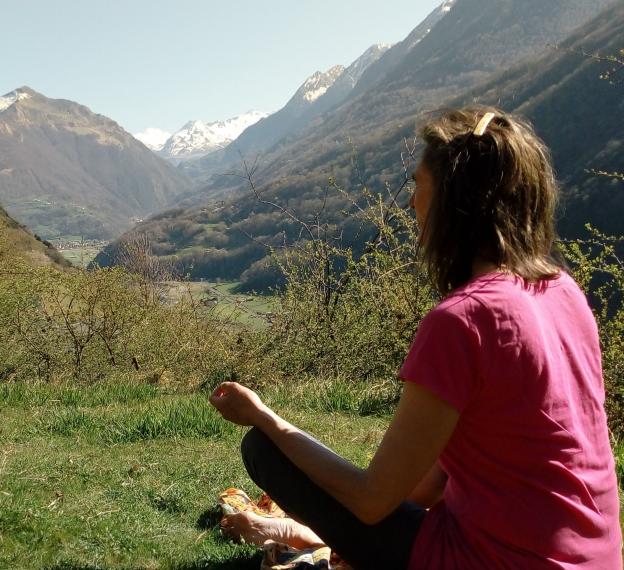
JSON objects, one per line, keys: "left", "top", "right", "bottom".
{"left": 94, "top": 0, "right": 623, "bottom": 291}
{"left": 163, "top": 280, "right": 274, "bottom": 329}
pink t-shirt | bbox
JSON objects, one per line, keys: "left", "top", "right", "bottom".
{"left": 399, "top": 271, "right": 622, "bottom": 569}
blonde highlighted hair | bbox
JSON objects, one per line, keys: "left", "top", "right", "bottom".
{"left": 419, "top": 107, "right": 563, "bottom": 294}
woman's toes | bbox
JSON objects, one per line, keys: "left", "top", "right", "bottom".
{"left": 220, "top": 513, "right": 244, "bottom": 540}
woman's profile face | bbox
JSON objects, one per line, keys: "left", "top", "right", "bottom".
{"left": 409, "top": 160, "right": 435, "bottom": 229}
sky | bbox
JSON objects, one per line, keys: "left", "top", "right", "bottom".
{"left": 2, "top": 0, "right": 441, "bottom": 134}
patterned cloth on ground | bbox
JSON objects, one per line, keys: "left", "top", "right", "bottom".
{"left": 218, "top": 488, "right": 352, "bottom": 570}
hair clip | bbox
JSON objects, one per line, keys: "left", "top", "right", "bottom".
{"left": 473, "top": 112, "right": 496, "bottom": 137}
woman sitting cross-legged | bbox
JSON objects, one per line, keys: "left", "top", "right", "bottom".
{"left": 209, "top": 107, "right": 623, "bottom": 570}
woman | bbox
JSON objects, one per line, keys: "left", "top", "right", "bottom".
{"left": 210, "top": 108, "right": 622, "bottom": 569}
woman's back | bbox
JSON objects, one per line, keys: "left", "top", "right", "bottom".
{"left": 400, "top": 271, "right": 622, "bottom": 569}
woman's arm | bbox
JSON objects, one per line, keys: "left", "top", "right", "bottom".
{"left": 210, "top": 381, "right": 458, "bottom": 525}
{"left": 407, "top": 461, "right": 448, "bottom": 509}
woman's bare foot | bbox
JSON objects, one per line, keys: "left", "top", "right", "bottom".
{"left": 221, "top": 511, "right": 325, "bottom": 549}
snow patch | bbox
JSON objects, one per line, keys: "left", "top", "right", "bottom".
{"left": 294, "top": 65, "right": 344, "bottom": 105}
{"left": 407, "top": 0, "right": 456, "bottom": 51}
{"left": 440, "top": 0, "right": 455, "bottom": 13}
{"left": 0, "top": 90, "right": 31, "bottom": 113}
{"left": 343, "top": 43, "right": 393, "bottom": 88}
{"left": 303, "top": 86, "right": 329, "bottom": 102}
{"left": 134, "top": 128, "right": 172, "bottom": 151}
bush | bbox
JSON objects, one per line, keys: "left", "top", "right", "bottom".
{"left": 252, "top": 189, "right": 436, "bottom": 384}
{"left": 560, "top": 226, "right": 624, "bottom": 441}
{"left": 0, "top": 261, "right": 240, "bottom": 388}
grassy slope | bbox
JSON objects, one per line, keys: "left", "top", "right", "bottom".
{"left": 0, "top": 382, "right": 386, "bottom": 569}
{"left": 0, "top": 205, "right": 70, "bottom": 269}
{"left": 1, "top": 381, "right": 620, "bottom": 569}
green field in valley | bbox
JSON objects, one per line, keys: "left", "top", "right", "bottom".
{"left": 59, "top": 247, "right": 103, "bottom": 268}
{"left": 164, "top": 281, "right": 275, "bottom": 330}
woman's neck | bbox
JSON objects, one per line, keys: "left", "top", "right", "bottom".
{"left": 472, "top": 260, "right": 503, "bottom": 279}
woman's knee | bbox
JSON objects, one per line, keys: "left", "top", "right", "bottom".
{"left": 240, "top": 427, "right": 274, "bottom": 482}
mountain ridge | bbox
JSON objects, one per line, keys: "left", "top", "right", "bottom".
{"left": 95, "top": 0, "right": 620, "bottom": 288}
{"left": 0, "top": 87, "right": 193, "bottom": 240}
{"left": 179, "top": 43, "right": 393, "bottom": 182}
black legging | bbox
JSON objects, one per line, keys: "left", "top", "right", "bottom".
{"left": 241, "top": 427, "right": 426, "bottom": 570}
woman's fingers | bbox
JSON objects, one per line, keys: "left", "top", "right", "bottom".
{"left": 211, "top": 382, "right": 231, "bottom": 400}
{"left": 209, "top": 382, "right": 234, "bottom": 410}
{"left": 209, "top": 382, "right": 266, "bottom": 426}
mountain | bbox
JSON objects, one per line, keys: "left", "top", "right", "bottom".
{"left": 193, "top": 65, "right": 346, "bottom": 164}
{"left": 96, "top": 0, "right": 618, "bottom": 288}
{"left": 181, "top": 45, "right": 391, "bottom": 182}
{"left": 251, "top": 0, "right": 614, "bottom": 178}
{"left": 180, "top": 0, "right": 610, "bottom": 193}
{"left": 306, "top": 44, "right": 393, "bottom": 116}
{"left": 155, "top": 111, "right": 267, "bottom": 163}
{"left": 0, "top": 204, "right": 69, "bottom": 268}
{"left": 0, "top": 87, "right": 193, "bottom": 240}
{"left": 134, "top": 128, "right": 171, "bottom": 151}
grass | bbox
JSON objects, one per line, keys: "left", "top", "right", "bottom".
{"left": 0, "top": 380, "right": 621, "bottom": 568}
{"left": 0, "top": 381, "right": 387, "bottom": 569}
{"left": 4, "top": 198, "right": 107, "bottom": 242}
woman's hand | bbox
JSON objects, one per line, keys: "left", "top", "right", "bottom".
{"left": 209, "top": 381, "right": 267, "bottom": 426}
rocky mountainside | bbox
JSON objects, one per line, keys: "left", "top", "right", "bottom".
{"left": 245, "top": 0, "right": 615, "bottom": 185}
{"left": 303, "top": 44, "right": 393, "bottom": 118}
{"left": 179, "top": 0, "right": 612, "bottom": 193}
{"left": 351, "top": 0, "right": 455, "bottom": 96}
{"left": 183, "top": 65, "right": 346, "bottom": 169}
{"left": 97, "top": 0, "right": 619, "bottom": 288}
{"left": 0, "top": 87, "right": 192, "bottom": 240}
{"left": 459, "top": 4, "right": 624, "bottom": 237}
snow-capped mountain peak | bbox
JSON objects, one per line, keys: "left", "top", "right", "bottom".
{"left": 158, "top": 110, "right": 268, "bottom": 162}
{"left": 293, "top": 65, "right": 345, "bottom": 105}
{"left": 0, "top": 88, "right": 32, "bottom": 113}
{"left": 133, "top": 128, "right": 171, "bottom": 151}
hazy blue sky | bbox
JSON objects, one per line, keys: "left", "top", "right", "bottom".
{"left": 2, "top": 0, "right": 441, "bottom": 133}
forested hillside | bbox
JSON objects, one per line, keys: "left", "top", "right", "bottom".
{"left": 457, "top": 6, "right": 624, "bottom": 237}
{"left": 95, "top": 0, "right": 620, "bottom": 288}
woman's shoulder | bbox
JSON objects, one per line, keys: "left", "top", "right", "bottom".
{"left": 431, "top": 270, "right": 583, "bottom": 328}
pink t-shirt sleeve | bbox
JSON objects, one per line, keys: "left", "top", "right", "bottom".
{"left": 399, "top": 307, "right": 481, "bottom": 413}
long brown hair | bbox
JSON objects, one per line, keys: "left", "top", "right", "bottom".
{"left": 419, "top": 107, "right": 563, "bottom": 294}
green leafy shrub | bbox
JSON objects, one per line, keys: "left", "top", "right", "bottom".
{"left": 0, "top": 260, "right": 241, "bottom": 388}
{"left": 251, "top": 188, "right": 435, "bottom": 385}
{"left": 560, "top": 227, "right": 624, "bottom": 442}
